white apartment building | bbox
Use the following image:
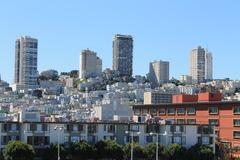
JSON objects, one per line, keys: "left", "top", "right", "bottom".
{"left": 0, "top": 122, "right": 215, "bottom": 153}
{"left": 14, "top": 36, "right": 39, "bottom": 91}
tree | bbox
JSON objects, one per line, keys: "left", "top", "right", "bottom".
{"left": 95, "top": 140, "right": 124, "bottom": 160}
{"left": 144, "top": 143, "right": 166, "bottom": 160}
{"left": 3, "top": 141, "right": 35, "bottom": 160}
{"left": 165, "top": 144, "right": 187, "bottom": 160}
{"left": 123, "top": 142, "right": 146, "bottom": 160}
{"left": 71, "top": 141, "right": 95, "bottom": 160}
{"left": 187, "top": 144, "right": 214, "bottom": 160}
{"left": 42, "top": 144, "right": 68, "bottom": 160}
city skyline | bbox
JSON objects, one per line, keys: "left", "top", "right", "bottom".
{"left": 1, "top": 1, "right": 240, "bottom": 83}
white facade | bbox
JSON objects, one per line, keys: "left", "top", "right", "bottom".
{"left": 0, "top": 122, "right": 215, "bottom": 153}
{"left": 93, "top": 101, "right": 132, "bottom": 121}
{"left": 79, "top": 49, "right": 102, "bottom": 79}
{"left": 149, "top": 60, "right": 169, "bottom": 87}
{"left": 14, "top": 36, "right": 39, "bottom": 91}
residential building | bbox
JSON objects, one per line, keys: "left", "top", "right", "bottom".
{"left": 14, "top": 36, "right": 38, "bottom": 91}
{"left": 112, "top": 34, "right": 133, "bottom": 77}
{"left": 79, "top": 49, "right": 102, "bottom": 79}
{"left": 144, "top": 91, "right": 172, "bottom": 104}
{"left": 190, "top": 46, "right": 213, "bottom": 83}
{"left": 149, "top": 60, "right": 169, "bottom": 87}
{"left": 93, "top": 101, "right": 132, "bottom": 121}
{"left": 0, "top": 122, "right": 215, "bottom": 154}
{"left": 132, "top": 92, "right": 240, "bottom": 149}
{"left": 180, "top": 75, "right": 192, "bottom": 84}
{"left": 205, "top": 51, "right": 213, "bottom": 80}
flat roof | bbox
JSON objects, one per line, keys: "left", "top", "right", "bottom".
{"left": 0, "top": 121, "right": 210, "bottom": 126}
{"left": 133, "top": 101, "right": 240, "bottom": 107}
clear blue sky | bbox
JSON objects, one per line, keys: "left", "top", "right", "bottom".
{"left": 0, "top": 0, "right": 239, "bottom": 83}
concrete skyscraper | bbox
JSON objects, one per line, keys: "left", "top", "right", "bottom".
{"left": 149, "top": 60, "right": 169, "bottom": 88}
{"left": 14, "top": 36, "right": 38, "bottom": 91}
{"left": 190, "top": 46, "right": 213, "bottom": 83}
{"left": 112, "top": 34, "right": 133, "bottom": 77}
{"left": 205, "top": 51, "right": 213, "bottom": 80}
{"left": 79, "top": 49, "right": 102, "bottom": 79}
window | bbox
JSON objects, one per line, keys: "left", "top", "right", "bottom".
{"left": 2, "top": 124, "right": 8, "bottom": 132}
{"left": 88, "top": 125, "right": 97, "bottom": 134}
{"left": 66, "top": 124, "right": 73, "bottom": 131}
{"left": 173, "top": 136, "right": 186, "bottom": 145}
{"left": 142, "top": 109, "right": 148, "bottom": 116}
{"left": 134, "top": 109, "right": 141, "bottom": 116}
{"left": 209, "top": 107, "right": 218, "bottom": 114}
{"left": 130, "top": 125, "right": 139, "bottom": 132}
{"left": 167, "top": 108, "right": 175, "bottom": 115}
{"left": 187, "top": 119, "right": 196, "bottom": 124}
{"left": 1, "top": 136, "right": 8, "bottom": 145}
{"left": 198, "top": 126, "right": 213, "bottom": 134}
{"left": 201, "top": 136, "right": 211, "bottom": 145}
{"left": 78, "top": 125, "right": 84, "bottom": 131}
{"left": 171, "top": 125, "right": 185, "bottom": 133}
{"left": 233, "top": 131, "right": 240, "bottom": 139}
{"left": 187, "top": 107, "right": 196, "bottom": 115}
{"left": 150, "top": 109, "right": 157, "bottom": 116}
{"left": 30, "top": 124, "right": 37, "bottom": 131}
{"left": 233, "top": 119, "right": 240, "bottom": 126}
{"left": 209, "top": 119, "right": 219, "bottom": 126}
{"left": 173, "top": 136, "right": 182, "bottom": 144}
{"left": 234, "top": 107, "right": 240, "bottom": 114}
{"left": 176, "top": 119, "right": 185, "bottom": 124}
{"left": 146, "top": 136, "right": 153, "bottom": 143}
{"left": 71, "top": 136, "right": 80, "bottom": 143}
{"left": 105, "top": 124, "right": 115, "bottom": 133}
{"left": 177, "top": 108, "right": 185, "bottom": 115}
{"left": 42, "top": 124, "right": 48, "bottom": 131}
{"left": 127, "top": 136, "right": 139, "bottom": 143}
{"left": 159, "top": 108, "right": 165, "bottom": 115}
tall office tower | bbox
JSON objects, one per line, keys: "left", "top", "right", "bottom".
{"left": 79, "top": 49, "right": 102, "bottom": 79}
{"left": 149, "top": 60, "right": 169, "bottom": 88}
{"left": 14, "top": 36, "right": 38, "bottom": 91}
{"left": 112, "top": 34, "right": 133, "bottom": 77}
{"left": 190, "top": 46, "right": 213, "bottom": 83}
{"left": 205, "top": 51, "right": 213, "bottom": 80}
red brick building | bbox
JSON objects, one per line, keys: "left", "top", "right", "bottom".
{"left": 133, "top": 92, "right": 240, "bottom": 149}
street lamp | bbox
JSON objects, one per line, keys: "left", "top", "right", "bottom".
{"left": 149, "top": 131, "right": 167, "bottom": 160}
{"left": 54, "top": 126, "right": 64, "bottom": 160}
{"left": 125, "top": 131, "right": 141, "bottom": 160}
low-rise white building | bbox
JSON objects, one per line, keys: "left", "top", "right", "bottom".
{"left": 0, "top": 122, "right": 215, "bottom": 154}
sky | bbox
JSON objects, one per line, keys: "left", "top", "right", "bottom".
{"left": 0, "top": 0, "right": 240, "bottom": 83}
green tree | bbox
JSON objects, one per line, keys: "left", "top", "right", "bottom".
{"left": 71, "top": 141, "right": 95, "bottom": 160}
{"left": 42, "top": 144, "right": 68, "bottom": 160}
{"left": 123, "top": 142, "right": 146, "bottom": 160}
{"left": 165, "top": 144, "right": 187, "bottom": 160}
{"left": 95, "top": 140, "right": 124, "bottom": 160}
{"left": 144, "top": 143, "right": 166, "bottom": 160}
{"left": 187, "top": 144, "right": 214, "bottom": 160}
{"left": 3, "top": 141, "right": 35, "bottom": 160}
